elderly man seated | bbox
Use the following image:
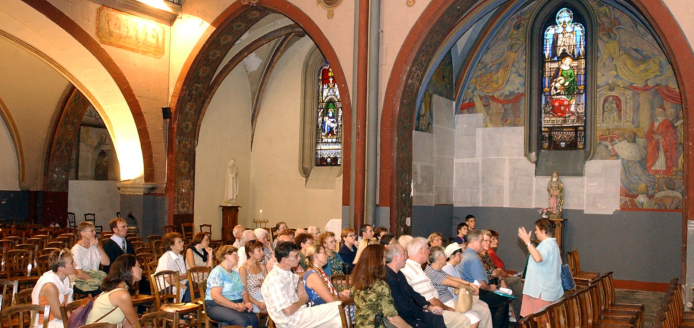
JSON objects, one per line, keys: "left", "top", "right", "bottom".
{"left": 261, "top": 241, "right": 342, "bottom": 328}
{"left": 400, "top": 237, "right": 474, "bottom": 328}
{"left": 234, "top": 230, "right": 257, "bottom": 271}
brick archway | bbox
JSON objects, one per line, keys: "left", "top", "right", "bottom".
{"left": 168, "top": 1, "right": 352, "bottom": 224}
{"left": 379, "top": 0, "right": 694, "bottom": 255}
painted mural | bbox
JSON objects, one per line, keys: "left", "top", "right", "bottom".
{"left": 416, "top": 52, "right": 454, "bottom": 133}
{"left": 459, "top": 4, "right": 535, "bottom": 127}
{"left": 588, "top": 0, "right": 682, "bottom": 210}
{"left": 455, "top": 1, "right": 682, "bottom": 210}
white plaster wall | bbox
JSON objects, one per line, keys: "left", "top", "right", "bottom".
{"left": 68, "top": 180, "right": 120, "bottom": 229}
{"left": 250, "top": 36, "right": 342, "bottom": 229}
{"left": 0, "top": 38, "right": 68, "bottom": 190}
{"left": 0, "top": 116, "right": 19, "bottom": 190}
{"left": 194, "top": 67, "right": 252, "bottom": 240}
{"left": 49, "top": 0, "right": 171, "bottom": 187}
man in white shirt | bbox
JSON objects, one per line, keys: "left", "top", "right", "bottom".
{"left": 261, "top": 241, "right": 341, "bottom": 328}
{"left": 400, "top": 237, "right": 471, "bottom": 328}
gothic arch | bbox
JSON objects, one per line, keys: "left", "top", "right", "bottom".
{"left": 168, "top": 0, "right": 352, "bottom": 223}
{"left": 380, "top": 0, "right": 694, "bottom": 255}
{"left": 0, "top": 0, "right": 154, "bottom": 183}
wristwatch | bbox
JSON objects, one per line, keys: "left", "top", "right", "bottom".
{"left": 306, "top": 300, "right": 315, "bottom": 308}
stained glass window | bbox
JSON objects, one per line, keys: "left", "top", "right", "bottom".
{"left": 316, "top": 63, "right": 342, "bottom": 166}
{"left": 541, "top": 8, "right": 586, "bottom": 150}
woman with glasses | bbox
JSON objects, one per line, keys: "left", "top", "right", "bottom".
{"left": 303, "top": 244, "right": 349, "bottom": 306}
{"left": 32, "top": 249, "right": 75, "bottom": 328}
{"left": 206, "top": 245, "right": 259, "bottom": 327}
{"left": 72, "top": 221, "right": 110, "bottom": 296}
{"left": 155, "top": 232, "right": 191, "bottom": 302}
{"left": 318, "top": 231, "right": 344, "bottom": 277}
{"left": 86, "top": 254, "right": 142, "bottom": 327}
{"left": 294, "top": 233, "right": 314, "bottom": 272}
{"left": 338, "top": 228, "right": 357, "bottom": 274}
{"left": 238, "top": 240, "right": 267, "bottom": 314}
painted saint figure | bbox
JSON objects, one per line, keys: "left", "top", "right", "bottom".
{"left": 602, "top": 97, "right": 619, "bottom": 125}
{"left": 646, "top": 107, "right": 678, "bottom": 176}
{"left": 547, "top": 172, "right": 564, "bottom": 217}
{"left": 224, "top": 159, "right": 239, "bottom": 204}
{"left": 322, "top": 104, "right": 338, "bottom": 137}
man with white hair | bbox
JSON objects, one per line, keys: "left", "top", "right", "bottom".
{"left": 428, "top": 245, "right": 493, "bottom": 328}
{"left": 254, "top": 228, "right": 272, "bottom": 264}
{"left": 400, "top": 237, "right": 472, "bottom": 328}
{"left": 384, "top": 244, "right": 452, "bottom": 327}
{"left": 235, "top": 230, "right": 257, "bottom": 271}
{"left": 307, "top": 226, "right": 321, "bottom": 240}
{"left": 397, "top": 235, "right": 413, "bottom": 256}
{"left": 232, "top": 225, "right": 245, "bottom": 248}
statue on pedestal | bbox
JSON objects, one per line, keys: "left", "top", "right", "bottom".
{"left": 223, "top": 159, "right": 239, "bottom": 205}
{"left": 547, "top": 171, "right": 564, "bottom": 218}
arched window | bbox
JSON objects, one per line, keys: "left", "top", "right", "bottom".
{"left": 526, "top": 0, "right": 596, "bottom": 176}
{"left": 540, "top": 8, "right": 586, "bottom": 151}
{"left": 315, "top": 63, "right": 343, "bottom": 166}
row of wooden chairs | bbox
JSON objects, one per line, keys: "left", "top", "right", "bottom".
{"left": 654, "top": 278, "right": 694, "bottom": 328}
{"left": 517, "top": 272, "right": 644, "bottom": 328}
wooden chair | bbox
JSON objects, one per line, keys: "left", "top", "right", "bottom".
{"left": 149, "top": 270, "right": 202, "bottom": 328}
{"left": 181, "top": 223, "right": 194, "bottom": 241}
{"left": 199, "top": 225, "right": 221, "bottom": 244}
{"left": 24, "top": 239, "right": 44, "bottom": 252}
{"left": 13, "top": 289, "right": 31, "bottom": 305}
{"left": 0, "top": 303, "right": 48, "bottom": 328}
{"left": 187, "top": 267, "right": 211, "bottom": 304}
{"left": 37, "top": 248, "right": 59, "bottom": 257}
{"left": 5, "top": 236, "right": 22, "bottom": 245}
{"left": 84, "top": 213, "right": 103, "bottom": 234}
{"left": 4, "top": 250, "right": 33, "bottom": 279}
{"left": 131, "top": 241, "right": 145, "bottom": 250}
{"left": 0, "top": 280, "right": 17, "bottom": 310}
{"left": 597, "top": 273, "right": 644, "bottom": 328}
{"left": 338, "top": 297, "right": 355, "bottom": 328}
{"left": 79, "top": 323, "right": 118, "bottom": 328}
{"left": 330, "top": 274, "right": 350, "bottom": 293}
{"left": 67, "top": 212, "right": 76, "bottom": 229}
{"left": 198, "top": 279, "right": 218, "bottom": 328}
{"left": 45, "top": 241, "right": 65, "bottom": 249}
{"left": 148, "top": 235, "right": 162, "bottom": 245}
{"left": 0, "top": 240, "right": 14, "bottom": 253}
{"left": 136, "top": 247, "right": 153, "bottom": 255}
{"left": 152, "top": 240, "right": 165, "bottom": 258}
{"left": 584, "top": 283, "right": 636, "bottom": 327}
{"left": 59, "top": 299, "right": 81, "bottom": 328}
{"left": 567, "top": 250, "right": 599, "bottom": 282}
{"left": 137, "top": 310, "right": 180, "bottom": 328}
{"left": 163, "top": 225, "right": 176, "bottom": 234}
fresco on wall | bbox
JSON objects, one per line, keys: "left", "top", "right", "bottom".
{"left": 458, "top": 4, "right": 535, "bottom": 127}
{"left": 588, "top": 0, "right": 682, "bottom": 210}
{"left": 416, "top": 52, "right": 454, "bottom": 133}
{"left": 453, "top": 0, "right": 682, "bottom": 210}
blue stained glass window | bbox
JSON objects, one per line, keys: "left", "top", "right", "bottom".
{"left": 540, "top": 8, "right": 587, "bottom": 150}
{"left": 316, "top": 63, "right": 342, "bottom": 166}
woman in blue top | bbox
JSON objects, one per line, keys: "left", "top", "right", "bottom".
{"left": 303, "top": 244, "right": 350, "bottom": 306}
{"left": 517, "top": 218, "right": 563, "bottom": 317}
{"left": 205, "top": 245, "right": 259, "bottom": 327}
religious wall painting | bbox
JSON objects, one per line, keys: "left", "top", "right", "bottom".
{"left": 74, "top": 126, "right": 121, "bottom": 181}
{"left": 415, "top": 92, "right": 433, "bottom": 133}
{"left": 315, "top": 63, "right": 343, "bottom": 166}
{"left": 96, "top": 7, "right": 166, "bottom": 57}
{"left": 457, "top": 3, "right": 536, "bottom": 127}
{"left": 427, "top": 52, "right": 455, "bottom": 100}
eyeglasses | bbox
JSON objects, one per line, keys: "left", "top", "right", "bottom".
{"left": 347, "top": 234, "right": 356, "bottom": 237}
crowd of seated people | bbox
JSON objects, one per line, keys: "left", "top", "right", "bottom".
{"left": 6, "top": 213, "right": 564, "bottom": 328}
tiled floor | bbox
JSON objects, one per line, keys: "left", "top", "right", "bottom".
{"left": 615, "top": 289, "right": 666, "bottom": 327}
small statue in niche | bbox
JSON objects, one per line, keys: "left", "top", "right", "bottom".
{"left": 547, "top": 171, "right": 564, "bottom": 217}
{"left": 224, "top": 159, "right": 239, "bottom": 205}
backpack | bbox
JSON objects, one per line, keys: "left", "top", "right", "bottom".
{"left": 67, "top": 294, "right": 116, "bottom": 328}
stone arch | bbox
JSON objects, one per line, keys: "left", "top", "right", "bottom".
{"left": 0, "top": 95, "right": 23, "bottom": 185}
{"left": 168, "top": 1, "right": 352, "bottom": 223}
{"left": 0, "top": 0, "right": 154, "bottom": 183}
{"left": 379, "top": 0, "right": 694, "bottom": 244}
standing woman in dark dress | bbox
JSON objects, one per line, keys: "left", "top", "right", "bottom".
{"left": 338, "top": 228, "right": 357, "bottom": 274}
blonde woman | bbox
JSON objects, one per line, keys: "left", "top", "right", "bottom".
{"left": 72, "top": 221, "right": 110, "bottom": 296}
{"left": 205, "top": 245, "right": 258, "bottom": 327}
{"left": 32, "top": 249, "right": 75, "bottom": 328}
{"left": 303, "top": 244, "right": 349, "bottom": 305}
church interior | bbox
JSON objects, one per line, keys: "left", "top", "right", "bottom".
{"left": 0, "top": 0, "right": 693, "bottom": 307}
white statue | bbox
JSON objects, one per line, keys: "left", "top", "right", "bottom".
{"left": 224, "top": 159, "right": 239, "bottom": 204}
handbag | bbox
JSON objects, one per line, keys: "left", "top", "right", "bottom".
{"left": 67, "top": 294, "right": 117, "bottom": 328}
{"left": 561, "top": 263, "right": 576, "bottom": 291}
{"left": 374, "top": 313, "right": 397, "bottom": 328}
{"left": 453, "top": 287, "right": 473, "bottom": 313}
